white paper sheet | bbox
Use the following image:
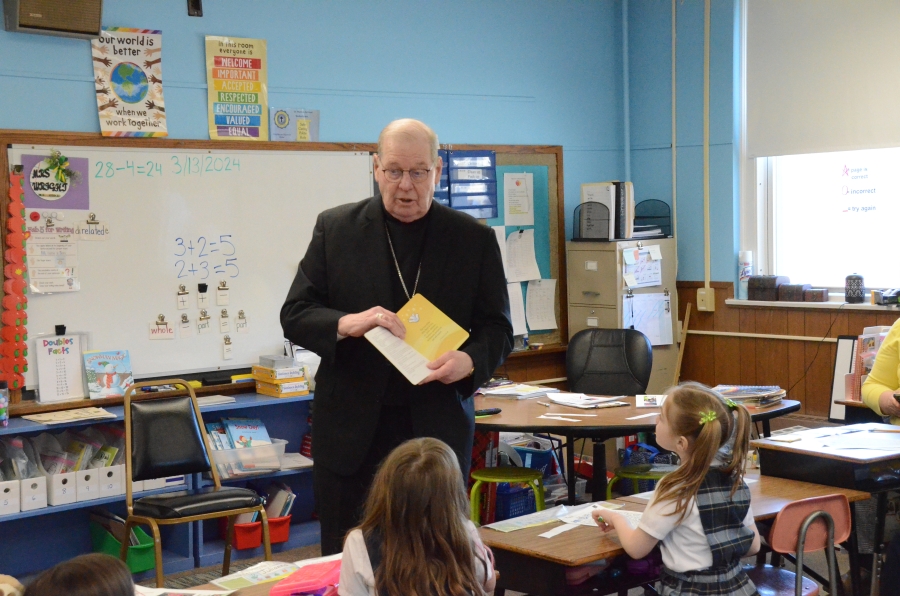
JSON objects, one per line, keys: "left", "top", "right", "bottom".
{"left": 526, "top": 279, "right": 558, "bottom": 330}
{"left": 559, "top": 502, "right": 624, "bottom": 526}
{"left": 493, "top": 225, "right": 509, "bottom": 278}
{"left": 504, "top": 172, "right": 534, "bottom": 226}
{"left": 539, "top": 414, "right": 581, "bottom": 422}
{"left": 506, "top": 229, "right": 542, "bottom": 282}
{"left": 622, "top": 247, "right": 662, "bottom": 288}
{"left": 484, "top": 503, "right": 571, "bottom": 532}
{"left": 507, "top": 282, "right": 528, "bottom": 336}
{"left": 626, "top": 412, "right": 660, "bottom": 420}
{"left": 364, "top": 326, "right": 430, "bottom": 384}
{"left": 539, "top": 523, "right": 578, "bottom": 538}
{"left": 623, "top": 293, "right": 673, "bottom": 346}
{"left": 548, "top": 393, "right": 623, "bottom": 408}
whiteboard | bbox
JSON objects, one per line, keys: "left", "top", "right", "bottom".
{"left": 9, "top": 144, "right": 373, "bottom": 389}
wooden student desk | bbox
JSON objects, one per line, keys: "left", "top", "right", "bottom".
{"left": 752, "top": 423, "right": 900, "bottom": 596}
{"left": 479, "top": 472, "right": 869, "bottom": 596}
{"left": 475, "top": 395, "right": 801, "bottom": 502}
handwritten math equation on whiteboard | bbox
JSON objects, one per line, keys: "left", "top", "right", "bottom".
{"left": 173, "top": 234, "right": 239, "bottom": 280}
{"left": 93, "top": 156, "right": 241, "bottom": 179}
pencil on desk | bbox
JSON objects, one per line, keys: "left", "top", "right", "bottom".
{"left": 869, "top": 428, "right": 900, "bottom": 433}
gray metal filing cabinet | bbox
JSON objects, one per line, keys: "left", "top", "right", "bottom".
{"left": 566, "top": 238, "right": 679, "bottom": 393}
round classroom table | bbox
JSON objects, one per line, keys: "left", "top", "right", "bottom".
{"left": 473, "top": 395, "right": 801, "bottom": 503}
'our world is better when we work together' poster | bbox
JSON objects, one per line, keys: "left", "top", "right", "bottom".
{"left": 206, "top": 36, "right": 268, "bottom": 141}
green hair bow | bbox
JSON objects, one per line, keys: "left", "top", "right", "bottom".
{"left": 725, "top": 399, "right": 738, "bottom": 410}
{"left": 699, "top": 411, "right": 718, "bottom": 425}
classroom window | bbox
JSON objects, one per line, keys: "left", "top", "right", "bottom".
{"left": 764, "top": 146, "right": 900, "bottom": 290}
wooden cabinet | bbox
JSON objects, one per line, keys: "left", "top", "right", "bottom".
{"left": 566, "top": 239, "right": 679, "bottom": 394}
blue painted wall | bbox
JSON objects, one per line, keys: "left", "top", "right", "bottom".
{"left": 627, "top": 0, "right": 737, "bottom": 282}
{"left": 0, "top": 0, "right": 624, "bottom": 243}
{"left": 0, "top": 0, "right": 741, "bottom": 281}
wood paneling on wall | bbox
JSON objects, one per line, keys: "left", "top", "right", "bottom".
{"left": 676, "top": 282, "right": 900, "bottom": 418}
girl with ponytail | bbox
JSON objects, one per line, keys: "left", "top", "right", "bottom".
{"left": 593, "top": 382, "right": 761, "bottom": 596}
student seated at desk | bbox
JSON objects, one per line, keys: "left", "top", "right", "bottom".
{"left": 593, "top": 383, "right": 761, "bottom": 596}
{"left": 338, "top": 438, "right": 495, "bottom": 596}
{"left": 22, "top": 554, "right": 133, "bottom": 596}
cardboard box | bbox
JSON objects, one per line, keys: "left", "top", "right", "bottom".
{"left": 47, "top": 471, "right": 78, "bottom": 505}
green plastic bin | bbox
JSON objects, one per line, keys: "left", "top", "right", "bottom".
{"left": 89, "top": 522, "right": 156, "bottom": 573}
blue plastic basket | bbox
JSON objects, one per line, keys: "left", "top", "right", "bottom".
{"left": 495, "top": 483, "right": 537, "bottom": 521}
{"left": 513, "top": 445, "right": 556, "bottom": 478}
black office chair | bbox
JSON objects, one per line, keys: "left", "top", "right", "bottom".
{"left": 120, "top": 379, "right": 271, "bottom": 587}
{"left": 567, "top": 328, "right": 653, "bottom": 395}
{"left": 567, "top": 329, "right": 676, "bottom": 498}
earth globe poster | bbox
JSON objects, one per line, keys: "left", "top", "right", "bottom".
{"left": 91, "top": 28, "right": 167, "bottom": 137}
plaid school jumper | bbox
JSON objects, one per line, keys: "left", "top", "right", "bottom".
{"left": 659, "top": 468, "right": 759, "bottom": 596}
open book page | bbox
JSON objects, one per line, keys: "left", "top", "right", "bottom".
{"left": 365, "top": 327, "right": 432, "bottom": 385}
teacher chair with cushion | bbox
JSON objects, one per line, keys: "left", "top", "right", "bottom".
{"left": 120, "top": 379, "right": 271, "bottom": 587}
{"left": 566, "top": 329, "right": 674, "bottom": 498}
{"left": 744, "top": 494, "right": 851, "bottom": 596}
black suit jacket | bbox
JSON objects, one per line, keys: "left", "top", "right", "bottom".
{"left": 281, "top": 196, "right": 513, "bottom": 475}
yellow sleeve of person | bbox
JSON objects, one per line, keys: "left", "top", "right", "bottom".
{"left": 862, "top": 320, "right": 900, "bottom": 425}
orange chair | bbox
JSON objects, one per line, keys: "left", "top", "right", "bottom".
{"left": 744, "top": 494, "right": 851, "bottom": 596}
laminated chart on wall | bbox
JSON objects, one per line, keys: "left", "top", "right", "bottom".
{"left": 622, "top": 245, "right": 662, "bottom": 288}
{"left": 623, "top": 292, "right": 673, "bottom": 346}
{"left": 206, "top": 36, "right": 268, "bottom": 140}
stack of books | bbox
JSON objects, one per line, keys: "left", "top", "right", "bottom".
{"left": 253, "top": 355, "right": 309, "bottom": 398}
{"left": 711, "top": 385, "right": 786, "bottom": 407}
{"left": 481, "top": 383, "right": 559, "bottom": 400}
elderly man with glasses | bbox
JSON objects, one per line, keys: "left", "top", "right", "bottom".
{"left": 281, "top": 118, "right": 513, "bottom": 554}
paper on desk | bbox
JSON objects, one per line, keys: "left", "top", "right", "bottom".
{"left": 526, "top": 279, "right": 558, "bottom": 331}
{"left": 135, "top": 589, "right": 232, "bottom": 596}
{"left": 539, "top": 523, "right": 578, "bottom": 538}
{"left": 615, "top": 510, "right": 644, "bottom": 529}
{"left": 493, "top": 226, "right": 509, "bottom": 278}
{"left": 211, "top": 561, "right": 299, "bottom": 590}
{"left": 136, "top": 588, "right": 234, "bottom": 596}
{"left": 504, "top": 172, "right": 534, "bottom": 226}
{"left": 635, "top": 394, "right": 665, "bottom": 408}
{"left": 822, "top": 432, "right": 900, "bottom": 450}
{"left": 507, "top": 282, "right": 527, "bottom": 336}
{"left": 548, "top": 393, "right": 622, "bottom": 408}
{"left": 506, "top": 229, "right": 541, "bottom": 282}
{"left": 559, "top": 502, "right": 624, "bottom": 527}
{"left": 626, "top": 412, "right": 660, "bottom": 420}
{"left": 539, "top": 414, "right": 581, "bottom": 422}
{"left": 484, "top": 504, "right": 570, "bottom": 532}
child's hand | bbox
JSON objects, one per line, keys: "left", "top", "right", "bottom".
{"left": 592, "top": 508, "right": 614, "bottom": 532}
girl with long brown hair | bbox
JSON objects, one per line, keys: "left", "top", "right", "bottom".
{"left": 338, "top": 437, "right": 495, "bottom": 596}
{"left": 593, "top": 382, "right": 761, "bottom": 596}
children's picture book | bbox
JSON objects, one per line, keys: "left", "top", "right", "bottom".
{"left": 224, "top": 418, "right": 280, "bottom": 471}
{"left": 83, "top": 350, "right": 133, "bottom": 399}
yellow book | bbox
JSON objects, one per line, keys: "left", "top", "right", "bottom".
{"left": 256, "top": 379, "right": 309, "bottom": 395}
{"left": 251, "top": 364, "right": 304, "bottom": 381}
{"left": 397, "top": 294, "right": 469, "bottom": 361}
{"left": 256, "top": 385, "right": 310, "bottom": 398}
{"left": 364, "top": 294, "right": 469, "bottom": 385}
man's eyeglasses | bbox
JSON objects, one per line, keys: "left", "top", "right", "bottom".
{"left": 380, "top": 167, "right": 433, "bottom": 183}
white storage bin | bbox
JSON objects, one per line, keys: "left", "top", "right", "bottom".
{"left": 98, "top": 465, "right": 124, "bottom": 497}
{"left": 142, "top": 478, "right": 166, "bottom": 490}
{"left": 211, "top": 438, "right": 287, "bottom": 475}
{"left": 20, "top": 476, "right": 48, "bottom": 511}
{"left": 162, "top": 475, "right": 185, "bottom": 487}
{"left": 0, "top": 479, "right": 20, "bottom": 515}
{"left": 47, "top": 472, "right": 78, "bottom": 506}
{"left": 131, "top": 479, "right": 144, "bottom": 493}
{"left": 76, "top": 470, "right": 100, "bottom": 501}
